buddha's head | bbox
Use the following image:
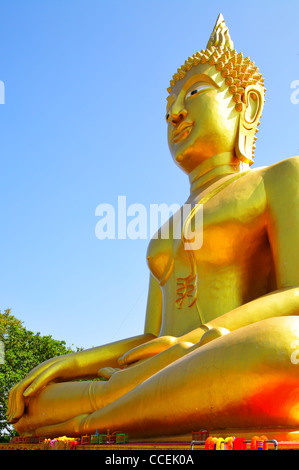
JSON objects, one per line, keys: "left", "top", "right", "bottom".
{"left": 166, "top": 14, "right": 265, "bottom": 174}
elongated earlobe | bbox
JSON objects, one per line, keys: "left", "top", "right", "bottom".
{"left": 235, "top": 85, "right": 265, "bottom": 165}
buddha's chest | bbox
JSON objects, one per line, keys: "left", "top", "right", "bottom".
{"left": 147, "top": 174, "right": 268, "bottom": 286}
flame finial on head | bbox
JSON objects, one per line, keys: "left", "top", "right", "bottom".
{"left": 206, "top": 13, "right": 234, "bottom": 50}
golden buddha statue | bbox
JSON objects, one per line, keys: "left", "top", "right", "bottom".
{"left": 7, "top": 14, "right": 299, "bottom": 441}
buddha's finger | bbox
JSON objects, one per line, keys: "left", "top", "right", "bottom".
{"left": 198, "top": 327, "right": 230, "bottom": 346}
{"left": 98, "top": 367, "right": 120, "bottom": 379}
{"left": 7, "top": 385, "right": 20, "bottom": 423}
{"left": 118, "top": 345, "right": 159, "bottom": 365}
{"left": 7, "top": 383, "right": 18, "bottom": 415}
{"left": 119, "top": 337, "right": 177, "bottom": 366}
{"left": 34, "top": 413, "right": 89, "bottom": 438}
{"left": 7, "top": 377, "right": 34, "bottom": 423}
{"left": 23, "top": 363, "right": 62, "bottom": 398}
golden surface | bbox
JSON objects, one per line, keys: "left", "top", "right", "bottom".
{"left": 7, "top": 14, "right": 299, "bottom": 439}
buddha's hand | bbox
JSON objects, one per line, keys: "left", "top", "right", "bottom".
{"left": 7, "top": 353, "right": 77, "bottom": 424}
{"left": 118, "top": 327, "right": 231, "bottom": 367}
{"left": 118, "top": 335, "right": 178, "bottom": 366}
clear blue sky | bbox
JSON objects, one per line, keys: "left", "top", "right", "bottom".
{"left": 0, "top": 0, "right": 298, "bottom": 350}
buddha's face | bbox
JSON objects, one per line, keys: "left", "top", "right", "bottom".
{"left": 166, "top": 62, "right": 240, "bottom": 173}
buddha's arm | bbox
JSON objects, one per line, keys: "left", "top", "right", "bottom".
{"left": 182, "top": 158, "right": 299, "bottom": 338}
{"left": 205, "top": 287, "right": 299, "bottom": 333}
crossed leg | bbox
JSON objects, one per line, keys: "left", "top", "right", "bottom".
{"left": 15, "top": 316, "right": 299, "bottom": 438}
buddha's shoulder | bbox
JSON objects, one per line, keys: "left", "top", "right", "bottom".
{"left": 265, "top": 156, "right": 299, "bottom": 174}
{"left": 249, "top": 156, "right": 299, "bottom": 184}
{"left": 246, "top": 156, "right": 299, "bottom": 203}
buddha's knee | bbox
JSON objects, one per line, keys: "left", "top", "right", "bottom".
{"left": 245, "top": 316, "right": 299, "bottom": 351}
{"left": 264, "top": 316, "right": 299, "bottom": 369}
{"left": 221, "top": 316, "right": 299, "bottom": 377}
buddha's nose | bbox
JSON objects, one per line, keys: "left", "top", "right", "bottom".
{"left": 170, "top": 109, "right": 188, "bottom": 127}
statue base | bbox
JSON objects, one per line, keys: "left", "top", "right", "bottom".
{"left": 2, "top": 427, "right": 299, "bottom": 450}
{"left": 136, "top": 426, "right": 299, "bottom": 443}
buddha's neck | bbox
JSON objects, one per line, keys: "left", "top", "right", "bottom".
{"left": 188, "top": 152, "right": 249, "bottom": 196}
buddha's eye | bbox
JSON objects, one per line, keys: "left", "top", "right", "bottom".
{"left": 165, "top": 111, "right": 171, "bottom": 122}
{"left": 185, "top": 83, "right": 214, "bottom": 100}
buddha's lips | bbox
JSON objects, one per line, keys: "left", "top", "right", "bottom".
{"left": 172, "top": 122, "right": 194, "bottom": 143}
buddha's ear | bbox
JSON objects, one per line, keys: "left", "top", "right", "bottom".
{"left": 235, "top": 84, "right": 265, "bottom": 165}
